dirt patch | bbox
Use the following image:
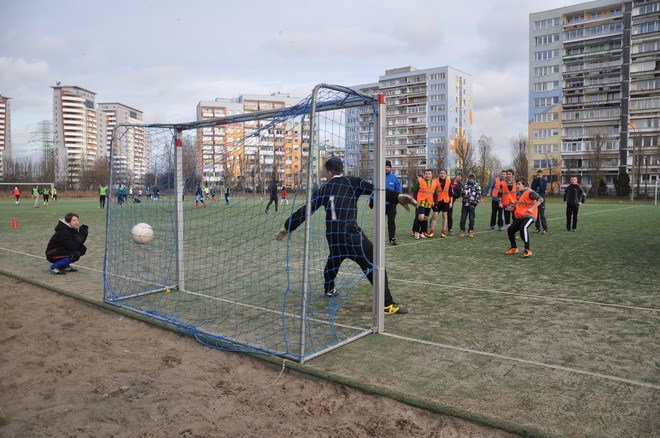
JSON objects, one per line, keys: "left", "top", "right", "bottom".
{"left": 0, "top": 275, "right": 517, "bottom": 438}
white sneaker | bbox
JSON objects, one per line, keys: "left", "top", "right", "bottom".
{"left": 420, "top": 233, "right": 427, "bottom": 239}
{"left": 415, "top": 232, "right": 420, "bottom": 240}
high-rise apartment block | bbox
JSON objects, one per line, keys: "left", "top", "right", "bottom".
{"left": 529, "top": 0, "right": 660, "bottom": 195}
{"left": 52, "top": 86, "right": 99, "bottom": 187}
{"left": 348, "top": 66, "right": 473, "bottom": 187}
{"left": 196, "top": 93, "right": 306, "bottom": 189}
{"left": 98, "top": 103, "right": 146, "bottom": 184}
{"left": 52, "top": 86, "right": 146, "bottom": 188}
{"left": 0, "top": 95, "right": 10, "bottom": 179}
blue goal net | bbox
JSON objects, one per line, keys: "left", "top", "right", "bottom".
{"left": 103, "top": 84, "right": 387, "bottom": 362}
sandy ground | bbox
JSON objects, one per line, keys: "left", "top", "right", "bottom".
{"left": 0, "top": 275, "right": 518, "bottom": 438}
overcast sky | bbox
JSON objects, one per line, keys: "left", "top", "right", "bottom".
{"left": 1, "top": 0, "right": 583, "bottom": 162}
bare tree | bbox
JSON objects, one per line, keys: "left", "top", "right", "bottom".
{"left": 431, "top": 143, "right": 447, "bottom": 174}
{"left": 454, "top": 135, "right": 474, "bottom": 174}
{"left": 477, "top": 135, "right": 493, "bottom": 183}
{"left": 511, "top": 134, "right": 529, "bottom": 179}
{"left": 586, "top": 133, "right": 608, "bottom": 198}
{"left": 406, "top": 149, "right": 421, "bottom": 188}
{"left": 78, "top": 156, "right": 110, "bottom": 190}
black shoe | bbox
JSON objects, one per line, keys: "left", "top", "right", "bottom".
{"left": 325, "top": 289, "right": 339, "bottom": 298}
{"left": 64, "top": 266, "right": 78, "bottom": 272}
{"left": 390, "top": 238, "right": 398, "bottom": 246}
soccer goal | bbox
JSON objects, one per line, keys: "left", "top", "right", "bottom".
{"left": 103, "top": 84, "right": 388, "bottom": 363}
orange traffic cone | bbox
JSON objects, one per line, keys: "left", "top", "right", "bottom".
{"left": 12, "top": 217, "right": 18, "bottom": 228}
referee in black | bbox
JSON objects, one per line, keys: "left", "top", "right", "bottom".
{"left": 275, "top": 158, "right": 414, "bottom": 314}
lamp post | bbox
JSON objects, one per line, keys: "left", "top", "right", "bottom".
{"left": 629, "top": 122, "right": 636, "bottom": 202}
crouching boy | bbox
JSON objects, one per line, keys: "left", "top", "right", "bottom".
{"left": 45, "top": 212, "right": 88, "bottom": 274}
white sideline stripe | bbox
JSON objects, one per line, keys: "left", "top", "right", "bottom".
{"left": 391, "top": 278, "right": 660, "bottom": 312}
{"left": 383, "top": 332, "right": 660, "bottom": 390}
{"left": 387, "top": 205, "right": 643, "bottom": 249}
{"left": 0, "top": 246, "right": 104, "bottom": 273}
{"left": 5, "top": 232, "right": 658, "bottom": 314}
{"left": 0, "top": 246, "right": 367, "bottom": 333}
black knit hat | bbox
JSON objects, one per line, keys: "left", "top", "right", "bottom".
{"left": 324, "top": 157, "right": 343, "bottom": 174}
{"left": 385, "top": 160, "right": 392, "bottom": 167}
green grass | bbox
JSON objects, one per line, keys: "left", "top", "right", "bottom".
{"left": 1, "top": 195, "right": 659, "bottom": 437}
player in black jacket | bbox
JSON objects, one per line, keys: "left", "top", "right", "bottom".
{"left": 45, "top": 212, "right": 88, "bottom": 275}
{"left": 275, "top": 158, "right": 416, "bottom": 314}
{"left": 564, "top": 176, "right": 586, "bottom": 231}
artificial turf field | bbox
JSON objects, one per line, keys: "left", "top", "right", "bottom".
{"left": 0, "top": 195, "right": 658, "bottom": 437}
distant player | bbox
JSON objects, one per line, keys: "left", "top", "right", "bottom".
{"left": 564, "top": 176, "right": 586, "bottom": 232}
{"left": 52, "top": 187, "right": 58, "bottom": 201}
{"left": 504, "top": 177, "right": 543, "bottom": 258}
{"left": 487, "top": 170, "right": 507, "bottom": 231}
{"left": 152, "top": 186, "right": 160, "bottom": 201}
{"left": 224, "top": 186, "right": 231, "bottom": 205}
{"left": 384, "top": 160, "right": 402, "bottom": 245}
{"left": 411, "top": 170, "right": 438, "bottom": 239}
{"left": 32, "top": 185, "right": 40, "bottom": 208}
{"left": 429, "top": 169, "right": 452, "bottom": 238}
{"left": 210, "top": 186, "right": 216, "bottom": 202}
{"left": 146, "top": 187, "right": 151, "bottom": 200}
{"left": 531, "top": 170, "right": 548, "bottom": 234}
{"left": 42, "top": 186, "right": 50, "bottom": 206}
{"left": 264, "top": 180, "right": 279, "bottom": 213}
{"left": 194, "top": 184, "right": 207, "bottom": 208}
{"left": 275, "top": 158, "right": 415, "bottom": 314}
{"left": 279, "top": 186, "right": 288, "bottom": 205}
{"left": 499, "top": 169, "right": 516, "bottom": 226}
{"left": 13, "top": 187, "right": 20, "bottom": 204}
{"left": 99, "top": 184, "right": 108, "bottom": 208}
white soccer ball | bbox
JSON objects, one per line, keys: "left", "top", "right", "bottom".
{"left": 131, "top": 223, "right": 154, "bottom": 244}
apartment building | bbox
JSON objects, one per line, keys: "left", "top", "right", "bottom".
{"left": 196, "top": 92, "right": 305, "bottom": 189}
{"left": 98, "top": 103, "right": 146, "bottom": 184}
{"left": 529, "top": 0, "right": 660, "bottom": 194}
{"left": 347, "top": 66, "right": 474, "bottom": 187}
{"left": 52, "top": 85, "right": 99, "bottom": 187}
{"left": 0, "top": 95, "right": 10, "bottom": 179}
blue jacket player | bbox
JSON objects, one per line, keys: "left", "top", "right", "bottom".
{"left": 275, "top": 158, "right": 415, "bottom": 314}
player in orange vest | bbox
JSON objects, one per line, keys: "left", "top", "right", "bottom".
{"left": 498, "top": 169, "right": 516, "bottom": 226}
{"left": 13, "top": 187, "right": 21, "bottom": 204}
{"left": 504, "top": 177, "right": 544, "bottom": 258}
{"left": 411, "top": 170, "right": 438, "bottom": 239}
{"left": 429, "top": 169, "right": 452, "bottom": 238}
{"left": 487, "top": 170, "right": 507, "bottom": 230}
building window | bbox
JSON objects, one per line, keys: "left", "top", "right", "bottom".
{"left": 535, "top": 33, "right": 560, "bottom": 46}
{"left": 534, "top": 49, "right": 560, "bottom": 61}
{"left": 534, "top": 17, "right": 560, "bottom": 30}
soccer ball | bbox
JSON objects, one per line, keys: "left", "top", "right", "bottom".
{"left": 131, "top": 223, "right": 154, "bottom": 244}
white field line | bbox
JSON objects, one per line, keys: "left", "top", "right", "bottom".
{"left": 387, "top": 205, "right": 644, "bottom": 249}
{"left": 383, "top": 332, "right": 660, "bottom": 390}
{"left": 6, "top": 235, "right": 657, "bottom": 313}
{"left": 390, "top": 278, "right": 660, "bottom": 312}
{"left": 0, "top": 246, "right": 104, "bottom": 273}
{"left": 3, "top": 245, "right": 658, "bottom": 390}
{"left": 0, "top": 246, "right": 367, "bottom": 333}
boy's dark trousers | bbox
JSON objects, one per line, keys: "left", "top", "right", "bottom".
{"left": 490, "top": 200, "right": 503, "bottom": 228}
{"left": 460, "top": 205, "right": 475, "bottom": 231}
{"left": 535, "top": 201, "right": 547, "bottom": 231}
{"left": 566, "top": 204, "right": 580, "bottom": 230}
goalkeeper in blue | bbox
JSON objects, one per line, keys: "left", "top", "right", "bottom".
{"left": 275, "top": 158, "right": 416, "bottom": 314}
